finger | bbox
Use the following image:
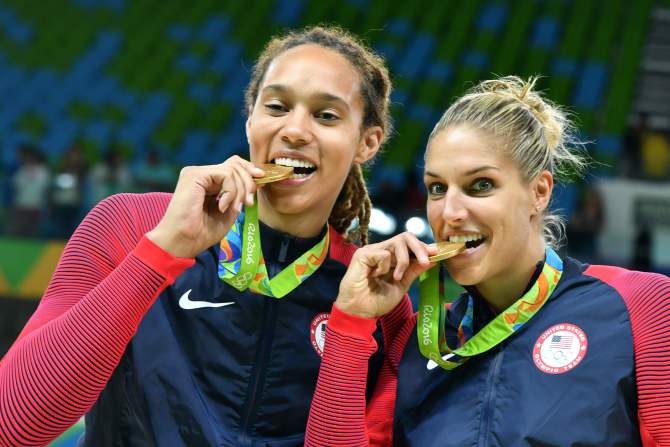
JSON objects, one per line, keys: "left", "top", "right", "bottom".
{"left": 220, "top": 203, "right": 242, "bottom": 229}
{"left": 199, "top": 157, "right": 255, "bottom": 196}
{"left": 375, "top": 252, "right": 392, "bottom": 278}
{"left": 404, "top": 234, "right": 432, "bottom": 265}
{"left": 230, "top": 168, "right": 247, "bottom": 212}
{"left": 350, "top": 247, "right": 388, "bottom": 279}
{"left": 233, "top": 163, "right": 257, "bottom": 206}
{"left": 364, "top": 248, "right": 392, "bottom": 278}
{"left": 240, "top": 159, "right": 266, "bottom": 179}
{"left": 389, "top": 240, "right": 410, "bottom": 282}
{"left": 218, "top": 174, "right": 237, "bottom": 213}
{"left": 400, "top": 260, "right": 435, "bottom": 291}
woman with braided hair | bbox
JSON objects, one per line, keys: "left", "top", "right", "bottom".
{"left": 0, "top": 25, "right": 397, "bottom": 446}
{"left": 305, "top": 76, "right": 670, "bottom": 446}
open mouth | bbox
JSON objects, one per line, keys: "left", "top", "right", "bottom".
{"left": 272, "top": 157, "right": 317, "bottom": 178}
{"left": 448, "top": 234, "right": 487, "bottom": 250}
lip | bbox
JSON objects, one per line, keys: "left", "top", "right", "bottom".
{"left": 442, "top": 231, "right": 486, "bottom": 239}
{"left": 271, "top": 171, "right": 317, "bottom": 186}
{"left": 450, "top": 238, "right": 487, "bottom": 259}
{"left": 269, "top": 149, "right": 319, "bottom": 169}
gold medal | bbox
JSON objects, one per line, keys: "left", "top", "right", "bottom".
{"left": 428, "top": 241, "right": 466, "bottom": 262}
{"left": 254, "top": 163, "right": 294, "bottom": 184}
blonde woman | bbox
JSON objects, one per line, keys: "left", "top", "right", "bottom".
{"left": 306, "top": 77, "right": 670, "bottom": 446}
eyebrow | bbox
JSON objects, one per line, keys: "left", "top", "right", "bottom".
{"left": 262, "top": 84, "right": 349, "bottom": 108}
{"left": 424, "top": 165, "right": 501, "bottom": 178}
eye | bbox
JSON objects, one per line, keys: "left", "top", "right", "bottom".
{"left": 264, "top": 101, "right": 287, "bottom": 114}
{"left": 470, "top": 178, "right": 494, "bottom": 193}
{"left": 315, "top": 110, "right": 340, "bottom": 122}
{"left": 426, "top": 182, "right": 446, "bottom": 196}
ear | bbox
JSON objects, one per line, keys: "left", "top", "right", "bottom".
{"left": 245, "top": 116, "right": 252, "bottom": 145}
{"left": 531, "top": 170, "right": 553, "bottom": 214}
{"left": 354, "top": 126, "right": 383, "bottom": 164}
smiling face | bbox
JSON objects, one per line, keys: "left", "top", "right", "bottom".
{"left": 246, "top": 44, "right": 381, "bottom": 236}
{"left": 424, "top": 126, "right": 551, "bottom": 305}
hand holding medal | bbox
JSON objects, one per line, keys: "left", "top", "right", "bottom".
{"left": 334, "top": 233, "right": 464, "bottom": 320}
{"left": 147, "top": 156, "right": 276, "bottom": 259}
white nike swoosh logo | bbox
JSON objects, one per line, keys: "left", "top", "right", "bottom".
{"left": 426, "top": 353, "right": 456, "bottom": 370}
{"left": 178, "top": 289, "right": 235, "bottom": 310}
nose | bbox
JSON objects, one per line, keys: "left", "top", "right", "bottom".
{"left": 280, "top": 108, "right": 313, "bottom": 147}
{"left": 441, "top": 189, "right": 468, "bottom": 225}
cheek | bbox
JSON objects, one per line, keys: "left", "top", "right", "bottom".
{"left": 426, "top": 201, "right": 443, "bottom": 228}
{"left": 494, "top": 207, "right": 532, "bottom": 249}
{"left": 326, "top": 130, "right": 360, "bottom": 159}
{"left": 247, "top": 122, "right": 272, "bottom": 153}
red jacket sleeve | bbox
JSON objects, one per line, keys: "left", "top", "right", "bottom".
{"left": 305, "top": 297, "right": 415, "bottom": 447}
{"left": 585, "top": 266, "right": 670, "bottom": 447}
{"left": 0, "top": 193, "right": 195, "bottom": 447}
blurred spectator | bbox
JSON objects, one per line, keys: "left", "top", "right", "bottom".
{"left": 6, "top": 144, "right": 51, "bottom": 238}
{"left": 622, "top": 113, "right": 670, "bottom": 180}
{"left": 566, "top": 185, "right": 604, "bottom": 262}
{"left": 0, "top": 159, "right": 7, "bottom": 234}
{"left": 403, "top": 168, "right": 426, "bottom": 214}
{"left": 641, "top": 129, "right": 670, "bottom": 180}
{"left": 132, "top": 148, "right": 177, "bottom": 193}
{"left": 632, "top": 225, "right": 652, "bottom": 272}
{"left": 622, "top": 114, "right": 644, "bottom": 178}
{"left": 88, "top": 145, "right": 133, "bottom": 208}
{"left": 49, "top": 144, "right": 88, "bottom": 239}
{"left": 374, "top": 178, "right": 403, "bottom": 212}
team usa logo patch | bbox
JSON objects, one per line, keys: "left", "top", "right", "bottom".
{"left": 310, "top": 312, "right": 330, "bottom": 357}
{"left": 533, "top": 323, "right": 588, "bottom": 374}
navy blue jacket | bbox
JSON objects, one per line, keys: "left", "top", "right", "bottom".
{"left": 394, "top": 257, "right": 640, "bottom": 446}
{"left": 80, "top": 222, "right": 383, "bottom": 447}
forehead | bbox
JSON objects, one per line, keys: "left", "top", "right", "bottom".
{"left": 261, "top": 44, "right": 362, "bottom": 101}
{"left": 425, "top": 126, "right": 514, "bottom": 174}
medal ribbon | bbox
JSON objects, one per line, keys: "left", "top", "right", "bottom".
{"left": 417, "top": 247, "right": 563, "bottom": 370}
{"left": 218, "top": 201, "right": 329, "bottom": 298}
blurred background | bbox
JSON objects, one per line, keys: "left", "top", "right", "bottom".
{"left": 1, "top": 0, "right": 670, "bottom": 405}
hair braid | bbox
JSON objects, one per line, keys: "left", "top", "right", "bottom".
{"left": 328, "top": 164, "right": 372, "bottom": 246}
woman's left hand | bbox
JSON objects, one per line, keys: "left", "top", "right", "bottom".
{"left": 335, "top": 232, "right": 437, "bottom": 319}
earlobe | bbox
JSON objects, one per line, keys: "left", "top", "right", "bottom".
{"left": 354, "top": 126, "right": 383, "bottom": 163}
{"left": 245, "top": 117, "right": 251, "bottom": 145}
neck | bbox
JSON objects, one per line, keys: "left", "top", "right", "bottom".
{"left": 257, "top": 195, "right": 330, "bottom": 238}
{"left": 476, "top": 239, "right": 547, "bottom": 314}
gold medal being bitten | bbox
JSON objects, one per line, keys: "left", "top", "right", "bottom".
{"left": 428, "top": 241, "right": 466, "bottom": 262}
{"left": 254, "top": 163, "right": 294, "bottom": 184}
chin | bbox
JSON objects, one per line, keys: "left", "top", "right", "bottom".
{"left": 445, "top": 265, "right": 483, "bottom": 288}
{"left": 263, "top": 189, "right": 311, "bottom": 214}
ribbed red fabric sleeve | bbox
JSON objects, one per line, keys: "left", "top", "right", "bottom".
{"left": 305, "top": 297, "right": 415, "bottom": 447}
{"left": 0, "top": 193, "right": 195, "bottom": 447}
{"left": 584, "top": 266, "right": 670, "bottom": 447}
{"left": 327, "top": 227, "right": 357, "bottom": 266}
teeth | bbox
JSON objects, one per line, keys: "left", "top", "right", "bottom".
{"left": 448, "top": 234, "right": 485, "bottom": 244}
{"left": 290, "top": 173, "right": 308, "bottom": 178}
{"left": 274, "top": 157, "right": 316, "bottom": 169}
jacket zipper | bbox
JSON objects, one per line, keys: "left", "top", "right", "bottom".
{"left": 477, "top": 344, "right": 504, "bottom": 447}
{"left": 238, "top": 236, "right": 289, "bottom": 444}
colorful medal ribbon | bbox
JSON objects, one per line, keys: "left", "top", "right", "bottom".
{"left": 217, "top": 200, "right": 329, "bottom": 298}
{"left": 417, "top": 247, "right": 563, "bottom": 370}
